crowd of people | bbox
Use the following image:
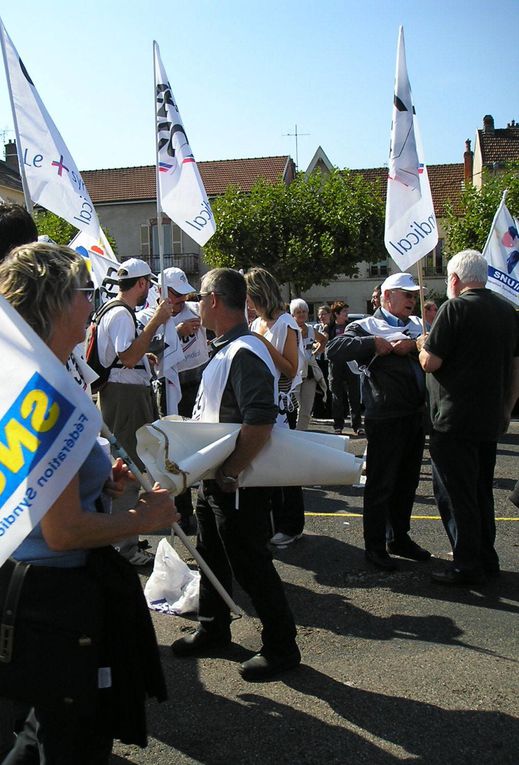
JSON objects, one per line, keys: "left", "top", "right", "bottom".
{"left": 0, "top": 201, "right": 517, "bottom": 762}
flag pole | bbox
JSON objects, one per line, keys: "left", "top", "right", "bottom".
{"left": 0, "top": 22, "right": 32, "bottom": 215}
{"left": 416, "top": 258, "right": 427, "bottom": 334}
{"left": 101, "top": 423, "right": 244, "bottom": 617}
{"left": 153, "top": 41, "right": 166, "bottom": 283}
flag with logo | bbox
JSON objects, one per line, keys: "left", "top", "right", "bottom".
{"left": 482, "top": 191, "right": 519, "bottom": 306}
{"left": 0, "top": 295, "right": 102, "bottom": 565}
{"left": 384, "top": 26, "right": 438, "bottom": 270}
{"left": 154, "top": 41, "right": 215, "bottom": 247}
{"left": 68, "top": 229, "right": 120, "bottom": 299}
{"left": 0, "top": 17, "right": 100, "bottom": 239}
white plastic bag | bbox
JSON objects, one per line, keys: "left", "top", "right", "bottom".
{"left": 144, "top": 537, "right": 200, "bottom": 615}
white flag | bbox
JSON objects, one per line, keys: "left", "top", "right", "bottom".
{"left": 154, "top": 42, "right": 215, "bottom": 247}
{"left": 0, "top": 295, "right": 102, "bottom": 565}
{"left": 384, "top": 27, "right": 438, "bottom": 270}
{"left": 68, "top": 229, "right": 120, "bottom": 299}
{"left": 0, "top": 18, "right": 100, "bottom": 238}
{"left": 482, "top": 191, "right": 519, "bottom": 306}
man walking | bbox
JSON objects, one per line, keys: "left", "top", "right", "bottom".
{"left": 171, "top": 268, "right": 300, "bottom": 681}
{"left": 327, "top": 273, "right": 430, "bottom": 571}
{"left": 419, "top": 250, "right": 519, "bottom": 585}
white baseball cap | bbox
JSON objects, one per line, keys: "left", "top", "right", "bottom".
{"left": 381, "top": 273, "right": 420, "bottom": 292}
{"left": 162, "top": 267, "right": 195, "bottom": 295}
{"left": 117, "top": 258, "right": 153, "bottom": 281}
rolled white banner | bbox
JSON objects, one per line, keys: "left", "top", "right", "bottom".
{"left": 136, "top": 417, "right": 362, "bottom": 495}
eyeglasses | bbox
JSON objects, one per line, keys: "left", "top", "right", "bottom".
{"left": 196, "top": 291, "right": 226, "bottom": 301}
{"left": 167, "top": 286, "right": 187, "bottom": 298}
{"left": 76, "top": 283, "right": 95, "bottom": 302}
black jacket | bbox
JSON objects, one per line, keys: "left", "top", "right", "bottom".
{"left": 326, "top": 309, "right": 425, "bottom": 420}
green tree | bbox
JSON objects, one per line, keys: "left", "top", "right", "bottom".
{"left": 204, "top": 169, "right": 385, "bottom": 294}
{"left": 34, "top": 210, "right": 117, "bottom": 253}
{"left": 443, "top": 163, "right": 519, "bottom": 257}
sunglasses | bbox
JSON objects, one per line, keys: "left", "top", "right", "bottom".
{"left": 76, "top": 282, "right": 95, "bottom": 302}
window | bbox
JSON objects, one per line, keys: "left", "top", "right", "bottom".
{"left": 424, "top": 239, "right": 445, "bottom": 275}
{"left": 369, "top": 259, "right": 390, "bottom": 277}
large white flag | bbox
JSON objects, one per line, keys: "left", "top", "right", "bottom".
{"left": 384, "top": 27, "right": 438, "bottom": 270}
{"left": 68, "top": 229, "right": 120, "bottom": 299}
{"left": 0, "top": 295, "right": 102, "bottom": 565}
{"left": 154, "top": 42, "right": 215, "bottom": 247}
{"left": 482, "top": 191, "right": 519, "bottom": 306}
{"left": 0, "top": 18, "right": 100, "bottom": 239}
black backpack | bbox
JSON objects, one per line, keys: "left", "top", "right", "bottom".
{"left": 85, "top": 300, "right": 137, "bottom": 393}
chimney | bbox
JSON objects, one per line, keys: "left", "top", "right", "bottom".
{"left": 482, "top": 115, "right": 495, "bottom": 134}
{"left": 507, "top": 119, "right": 517, "bottom": 128}
{"left": 4, "top": 139, "right": 19, "bottom": 172}
{"left": 463, "top": 139, "right": 473, "bottom": 184}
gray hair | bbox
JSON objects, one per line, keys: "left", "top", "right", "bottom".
{"left": 290, "top": 298, "right": 308, "bottom": 314}
{"left": 447, "top": 249, "right": 488, "bottom": 286}
{"left": 201, "top": 267, "right": 246, "bottom": 311}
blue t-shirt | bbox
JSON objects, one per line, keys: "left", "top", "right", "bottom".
{"left": 12, "top": 442, "right": 112, "bottom": 567}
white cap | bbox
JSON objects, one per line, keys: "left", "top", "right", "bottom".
{"left": 162, "top": 267, "right": 195, "bottom": 295}
{"left": 117, "top": 258, "right": 153, "bottom": 281}
{"left": 381, "top": 273, "right": 420, "bottom": 292}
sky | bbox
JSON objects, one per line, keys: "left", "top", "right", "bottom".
{"left": 0, "top": 0, "right": 517, "bottom": 174}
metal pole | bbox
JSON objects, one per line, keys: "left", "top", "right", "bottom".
{"left": 100, "top": 424, "right": 244, "bottom": 617}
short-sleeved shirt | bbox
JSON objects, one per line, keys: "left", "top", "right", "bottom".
{"left": 425, "top": 289, "right": 519, "bottom": 440}
{"left": 97, "top": 304, "right": 151, "bottom": 385}
{"left": 212, "top": 323, "right": 278, "bottom": 425}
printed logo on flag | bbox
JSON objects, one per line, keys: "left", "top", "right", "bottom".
{"left": 0, "top": 372, "right": 74, "bottom": 506}
{"left": 502, "top": 226, "right": 519, "bottom": 274}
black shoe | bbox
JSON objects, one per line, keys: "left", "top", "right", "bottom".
{"left": 171, "top": 626, "right": 232, "bottom": 656}
{"left": 431, "top": 568, "right": 487, "bottom": 586}
{"left": 239, "top": 649, "right": 301, "bottom": 682}
{"left": 365, "top": 549, "right": 398, "bottom": 571}
{"left": 388, "top": 537, "right": 431, "bottom": 561}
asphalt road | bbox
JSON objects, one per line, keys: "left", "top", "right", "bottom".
{"left": 112, "top": 421, "right": 519, "bottom": 765}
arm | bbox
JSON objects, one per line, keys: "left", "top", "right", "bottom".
{"left": 419, "top": 347, "right": 444, "bottom": 373}
{"left": 313, "top": 328, "right": 327, "bottom": 354}
{"left": 118, "top": 301, "right": 173, "bottom": 368}
{"left": 327, "top": 327, "right": 391, "bottom": 364}
{"left": 253, "top": 327, "right": 300, "bottom": 379}
{"left": 40, "top": 475, "right": 179, "bottom": 551}
{"left": 216, "top": 423, "right": 273, "bottom": 491}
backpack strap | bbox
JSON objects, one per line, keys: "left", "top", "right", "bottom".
{"left": 95, "top": 300, "right": 145, "bottom": 371}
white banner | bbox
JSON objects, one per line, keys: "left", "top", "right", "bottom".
{"left": 0, "top": 17, "right": 100, "bottom": 238}
{"left": 137, "top": 417, "right": 362, "bottom": 496}
{"left": 154, "top": 41, "right": 216, "bottom": 247}
{"left": 0, "top": 295, "right": 102, "bottom": 565}
{"left": 68, "top": 229, "right": 120, "bottom": 299}
{"left": 384, "top": 26, "right": 438, "bottom": 270}
{"left": 482, "top": 191, "right": 519, "bottom": 306}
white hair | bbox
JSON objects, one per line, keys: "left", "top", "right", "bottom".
{"left": 290, "top": 298, "right": 309, "bottom": 314}
{"left": 447, "top": 249, "right": 488, "bottom": 285}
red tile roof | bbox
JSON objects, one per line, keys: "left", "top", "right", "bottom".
{"left": 350, "top": 163, "right": 464, "bottom": 216}
{"left": 82, "top": 156, "right": 293, "bottom": 203}
{"left": 478, "top": 124, "right": 519, "bottom": 166}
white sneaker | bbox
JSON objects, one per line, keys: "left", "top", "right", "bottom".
{"left": 127, "top": 548, "right": 155, "bottom": 566}
{"left": 270, "top": 532, "right": 302, "bottom": 546}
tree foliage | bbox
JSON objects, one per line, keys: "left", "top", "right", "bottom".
{"left": 34, "top": 210, "right": 117, "bottom": 253}
{"left": 204, "top": 169, "right": 385, "bottom": 293}
{"left": 443, "top": 164, "right": 519, "bottom": 257}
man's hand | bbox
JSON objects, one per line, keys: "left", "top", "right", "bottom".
{"left": 153, "top": 299, "right": 174, "bottom": 326}
{"left": 415, "top": 334, "right": 428, "bottom": 352}
{"left": 391, "top": 339, "right": 417, "bottom": 356}
{"left": 374, "top": 336, "right": 393, "bottom": 356}
{"left": 176, "top": 318, "right": 201, "bottom": 336}
{"left": 215, "top": 466, "right": 239, "bottom": 493}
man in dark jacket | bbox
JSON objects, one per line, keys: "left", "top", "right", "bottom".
{"left": 327, "top": 273, "right": 430, "bottom": 571}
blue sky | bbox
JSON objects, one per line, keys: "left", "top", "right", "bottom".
{"left": 0, "top": 0, "right": 517, "bottom": 173}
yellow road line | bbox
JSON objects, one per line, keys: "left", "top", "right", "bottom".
{"left": 305, "top": 512, "right": 519, "bottom": 521}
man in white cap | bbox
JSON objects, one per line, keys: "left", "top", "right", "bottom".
{"left": 97, "top": 258, "right": 173, "bottom": 565}
{"left": 327, "top": 272, "right": 430, "bottom": 571}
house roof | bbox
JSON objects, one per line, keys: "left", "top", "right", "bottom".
{"left": 350, "top": 163, "right": 464, "bottom": 216}
{"left": 82, "top": 156, "right": 293, "bottom": 204}
{"left": 477, "top": 121, "right": 519, "bottom": 166}
{"left": 0, "top": 159, "right": 23, "bottom": 193}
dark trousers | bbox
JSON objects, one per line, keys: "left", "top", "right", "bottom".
{"left": 363, "top": 413, "right": 425, "bottom": 551}
{"left": 270, "top": 410, "right": 305, "bottom": 537}
{"left": 3, "top": 707, "right": 113, "bottom": 765}
{"left": 430, "top": 432, "right": 499, "bottom": 574}
{"left": 196, "top": 482, "right": 298, "bottom": 657}
{"left": 329, "top": 368, "right": 362, "bottom": 431}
